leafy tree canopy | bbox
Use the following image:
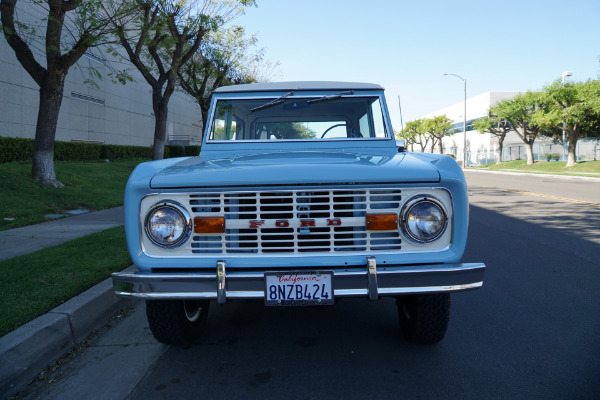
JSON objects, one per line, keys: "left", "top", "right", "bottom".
{"left": 1, "top": 0, "right": 131, "bottom": 187}
{"left": 110, "top": 0, "right": 257, "bottom": 160}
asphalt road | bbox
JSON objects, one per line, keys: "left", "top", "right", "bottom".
{"left": 19, "top": 172, "right": 600, "bottom": 400}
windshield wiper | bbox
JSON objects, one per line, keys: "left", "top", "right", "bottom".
{"left": 307, "top": 90, "right": 354, "bottom": 104}
{"left": 251, "top": 91, "right": 295, "bottom": 112}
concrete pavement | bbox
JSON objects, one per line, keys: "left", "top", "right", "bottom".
{"left": 0, "top": 207, "right": 133, "bottom": 398}
{"left": 464, "top": 168, "right": 600, "bottom": 182}
{"left": 0, "top": 207, "right": 125, "bottom": 261}
{"left": 1, "top": 169, "right": 598, "bottom": 397}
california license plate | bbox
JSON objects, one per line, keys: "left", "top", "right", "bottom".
{"left": 264, "top": 271, "right": 334, "bottom": 306}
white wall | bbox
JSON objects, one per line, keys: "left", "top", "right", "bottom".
{"left": 0, "top": 3, "right": 202, "bottom": 147}
{"left": 418, "top": 91, "right": 520, "bottom": 164}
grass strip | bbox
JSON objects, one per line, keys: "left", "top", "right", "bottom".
{"left": 0, "top": 160, "right": 143, "bottom": 231}
{"left": 473, "top": 160, "right": 600, "bottom": 176}
{"left": 0, "top": 226, "right": 131, "bottom": 337}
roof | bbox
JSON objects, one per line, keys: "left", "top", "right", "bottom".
{"left": 213, "top": 81, "right": 384, "bottom": 93}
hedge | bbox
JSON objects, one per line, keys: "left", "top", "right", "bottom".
{"left": 101, "top": 144, "right": 153, "bottom": 160}
{"left": 0, "top": 137, "right": 34, "bottom": 163}
{"left": 0, "top": 137, "right": 201, "bottom": 163}
{"left": 55, "top": 141, "right": 102, "bottom": 161}
{"left": 184, "top": 145, "right": 202, "bottom": 156}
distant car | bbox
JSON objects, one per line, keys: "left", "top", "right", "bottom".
{"left": 112, "top": 82, "right": 485, "bottom": 345}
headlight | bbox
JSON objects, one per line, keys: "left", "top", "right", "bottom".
{"left": 144, "top": 201, "right": 191, "bottom": 248}
{"left": 401, "top": 197, "right": 448, "bottom": 243}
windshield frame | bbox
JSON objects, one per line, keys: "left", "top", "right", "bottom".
{"left": 204, "top": 91, "right": 394, "bottom": 145}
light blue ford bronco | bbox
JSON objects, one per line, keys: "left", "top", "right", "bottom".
{"left": 112, "top": 82, "right": 485, "bottom": 345}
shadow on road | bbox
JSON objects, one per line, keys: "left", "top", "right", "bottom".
{"left": 127, "top": 205, "right": 600, "bottom": 400}
{"left": 468, "top": 186, "right": 600, "bottom": 247}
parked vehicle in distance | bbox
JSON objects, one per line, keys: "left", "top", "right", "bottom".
{"left": 112, "top": 82, "right": 485, "bottom": 345}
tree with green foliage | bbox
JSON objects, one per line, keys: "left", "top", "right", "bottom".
{"left": 533, "top": 79, "right": 600, "bottom": 167}
{"left": 259, "top": 122, "right": 317, "bottom": 140}
{"left": 473, "top": 109, "right": 512, "bottom": 164}
{"left": 177, "top": 25, "right": 266, "bottom": 130}
{"left": 111, "top": 0, "right": 255, "bottom": 160}
{"left": 0, "top": 0, "right": 129, "bottom": 187}
{"left": 494, "top": 92, "right": 547, "bottom": 165}
{"left": 423, "top": 115, "right": 454, "bottom": 154}
{"left": 404, "top": 119, "right": 429, "bottom": 152}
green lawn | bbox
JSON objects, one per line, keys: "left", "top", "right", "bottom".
{"left": 0, "top": 226, "right": 131, "bottom": 337}
{"left": 472, "top": 160, "right": 600, "bottom": 177}
{"left": 0, "top": 160, "right": 142, "bottom": 231}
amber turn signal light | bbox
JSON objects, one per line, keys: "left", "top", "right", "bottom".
{"left": 366, "top": 214, "right": 398, "bottom": 231}
{"left": 194, "top": 217, "right": 225, "bottom": 233}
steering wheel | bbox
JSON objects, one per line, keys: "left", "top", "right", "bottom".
{"left": 321, "top": 123, "right": 348, "bottom": 138}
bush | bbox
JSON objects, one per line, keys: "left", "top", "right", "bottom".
{"left": 444, "top": 154, "right": 456, "bottom": 159}
{"left": 184, "top": 145, "right": 201, "bottom": 156}
{"left": 55, "top": 141, "right": 102, "bottom": 161}
{"left": 551, "top": 153, "right": 560, "bottom": 161}
{"left": 100, "top": 144, "right": 152, "bottom": 160}
{"left": 0, "top": 136, "right": 202, "bottom": 162}
{"left": 164, "top": 145, "right": 183, "bottom": 158}
{"left": 0, "top": 137, "right": 34, "bottom": 162}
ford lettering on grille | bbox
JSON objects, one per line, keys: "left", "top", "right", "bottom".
{"left": 249, "top": 218, "right": 342, "bottom": 228}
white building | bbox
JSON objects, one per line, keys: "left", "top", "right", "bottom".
{"left": 421, "top": 91, "right": 600, "bottom": 164}
{"left": 422, "top": 91, "right": 522, "bottom": 165}
{"left": 0, "top": 3, "right": 202, "bottom": 147}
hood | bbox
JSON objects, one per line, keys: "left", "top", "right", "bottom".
{"left": 149, "top": 151, "right": 440, "bottom": 189}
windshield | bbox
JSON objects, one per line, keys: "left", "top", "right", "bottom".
{"left": 208, "top": 95, "right": 388, "bottom": 141}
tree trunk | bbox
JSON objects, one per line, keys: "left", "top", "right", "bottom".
{"left": 151, "top": 84, "right": 174, "bottom": 160}
{"left": 152, "top": 105, "right": 169, "bottom": 160}
{"left": 566, "top": 132, "right": 577, "bottom": 167}
{"left": 200, "top": 101, "right": 209, "bottom": 136}
{"left": 525, "top": 141, "right": 535, "bottom": 165}
{"left": 437, "top": 138, "right": 443, "bottom": 155}
{"left": 32, "top": 76, "right": 65, "bottom": 188}
{"left": 497, "top": 136, "right": 504, "bottom": 164}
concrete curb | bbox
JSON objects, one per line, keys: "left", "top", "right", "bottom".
{"left": 464, "top": 168, "right": 600, "bottom": 181}
{"left": 0, "top": 267, "right": 135, "bottom": 398}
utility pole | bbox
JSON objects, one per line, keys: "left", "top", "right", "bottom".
{"left": 561, "top": 71, "right": 573, "bottom": 162}
{"left": 443, "top": 73, "right": 467, "bottom": 168}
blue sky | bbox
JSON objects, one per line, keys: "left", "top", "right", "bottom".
{"left": 234, "top": 0, "right": 600, "bottom": 130}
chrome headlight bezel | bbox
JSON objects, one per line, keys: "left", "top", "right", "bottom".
{"left": 400, "top": 196, "right": 448, "bottom": 243}
{"left": 144, "top": 201, "right": 192, "bottom": 248}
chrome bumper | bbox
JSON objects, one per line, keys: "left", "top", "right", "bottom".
{"left": 112, "top": 259, "right": 485, "bottom": 304}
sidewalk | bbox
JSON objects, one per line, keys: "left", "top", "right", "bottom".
{"left": 0, "top": 207, "right": 125, "bottom": 261}
{"left": 464, "top": 168, "right": 600, "bottom": 181}
{"left": 0, "top": 207, "right": 133, "bottom": 398}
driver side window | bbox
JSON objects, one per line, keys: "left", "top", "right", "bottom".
{"left": 358, "top": 98, "right": 386, "bottom": 138}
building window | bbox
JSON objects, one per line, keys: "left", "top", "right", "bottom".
{"left": 71, "top": 92, "right": 105, "bottom": 106}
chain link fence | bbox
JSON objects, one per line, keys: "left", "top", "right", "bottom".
{"left": 445, "top": 137, "right": 600, "bottom": 166}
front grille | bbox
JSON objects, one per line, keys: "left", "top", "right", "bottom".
{"left": 189, "top": 189, "right": 402, "bottom": 254}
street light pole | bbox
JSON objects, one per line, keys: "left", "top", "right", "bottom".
{"left": 443, "top": 73, "right": 467, "bottom": 168}
{"left": 561, "top": 71, "right": 573, "bottom": 162}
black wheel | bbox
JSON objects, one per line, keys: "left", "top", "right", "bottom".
{"left": 145, "top": 300, "right": 210, "bottom": 345}
{"left": 396, "top": 293, "right": 450, "bottom": 344}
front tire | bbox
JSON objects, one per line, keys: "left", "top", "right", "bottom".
{"left": 145, "top": 300, "right": 210, "bottom": 345}
{"left": 396, "top": 293, "right": 450, "bottom": 344}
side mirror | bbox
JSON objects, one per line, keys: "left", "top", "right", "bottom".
{"left": 396, "top": 140, "right": 406, "bottom": 152}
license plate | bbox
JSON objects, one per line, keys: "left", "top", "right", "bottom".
{"left": 265, "top": 271, "right": 334, "bottom": 306}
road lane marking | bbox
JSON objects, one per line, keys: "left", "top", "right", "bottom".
{"left": 505, "top": 190, "right": 600, "bottom": 207}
